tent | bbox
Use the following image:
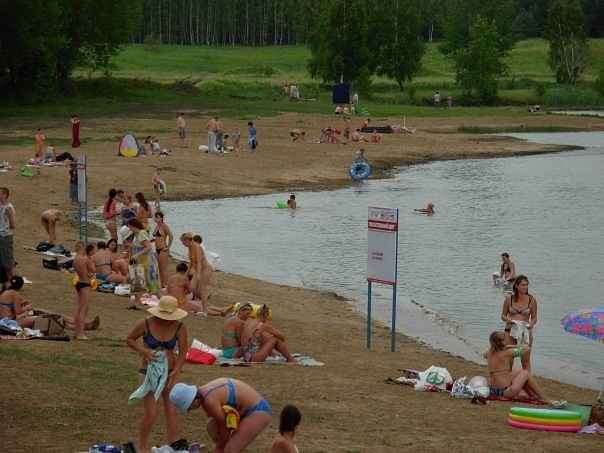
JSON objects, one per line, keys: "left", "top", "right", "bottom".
{"left": 118, "top": 133, "right": 144, "bottom": 158}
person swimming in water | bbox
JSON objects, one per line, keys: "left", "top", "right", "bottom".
{"left": 287, "top": 194, "right": 296, "bottom": 209}
{"left": 414, "top": 203, "right": 434, "bottom": 215}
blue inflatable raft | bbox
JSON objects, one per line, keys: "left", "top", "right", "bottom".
{"left": 348, "top": 161, "right": 372, "bottom": 181}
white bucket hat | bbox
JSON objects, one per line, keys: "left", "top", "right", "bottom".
{"left": 170, "top": 383, "right": 198, "bottom": 414}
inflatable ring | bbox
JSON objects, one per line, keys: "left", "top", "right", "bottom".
{"left": 276, "top": 201, "right": 288, "bottom": 209}
{"left": 509, "top": 407, "right": 581, "bottom": 420}
{"left": 348, "top": 161, "right": 372, "bottom": 181}
{"left": 72, "top": 274, "right": 99, "bottom": 291}
{"left": 508, "top": 414, "right": 580, "bottom": 426}
{"left": 507, "top": 418, "right": 580, "bottom": 432}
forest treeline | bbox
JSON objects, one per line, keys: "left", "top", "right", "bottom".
{"left": 135, "top": 0, "right": 604, "bottom": 46}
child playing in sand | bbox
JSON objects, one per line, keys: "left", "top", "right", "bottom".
{"left": 232, "top": 129, "right": 241, "bottom": 152}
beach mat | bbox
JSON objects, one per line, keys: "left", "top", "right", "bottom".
{"left": 218, "top": 353, "right": 323, "bottom": 367}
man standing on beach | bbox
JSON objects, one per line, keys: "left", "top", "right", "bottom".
{"left": 248, "top": 121, "right": 257, "bottom": 151}
{"left": 176, "top": 113, "right": 187, "bottom": 147}
{"left": 34, "top": 128, "right": 46, "bottom": 159}
{"left": 207, "top": 116, "right": 217, "bottom": 153}
{"left": 0, "top": 187, "right": 16, "bottom": 289}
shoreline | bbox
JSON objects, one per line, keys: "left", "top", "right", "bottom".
{"left": 2, "top": 113, "right": 603, "bottom": 451}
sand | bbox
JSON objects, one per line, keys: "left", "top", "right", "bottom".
{"left": 1, "top": 112, "right": 603, "bottom": 452}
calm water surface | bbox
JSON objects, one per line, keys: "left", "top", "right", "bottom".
{"left": 165, "top": 132, "right": 604, "bottom": 389}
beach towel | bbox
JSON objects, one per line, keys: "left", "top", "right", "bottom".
{"left": 128, "top": 351, "right": 168, "bottom": 403}
{"left": 218, "top": 353, "right": 324, "bottom": 367}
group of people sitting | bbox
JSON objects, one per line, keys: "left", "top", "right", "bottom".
{"left": 142, "top": 136, "right": 172, "bottom": 156}
{"left": 219, "top": 302, "right": 296, "bottom": 363}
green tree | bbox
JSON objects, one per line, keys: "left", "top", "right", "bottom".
{"left": 545, "top": 0, "right": 589, "bottom": 85}
{"left": 371, "top": 0, "right": 425, "bottom": 90}
{"left": 440, "top": 0, "right": 515, "bottom": 104}
{"left": 0, "top": 0, "right": 65, "bottom": 95}
{"left": 454, "top": 16, "right": 508, "bottom": 103}
{"left": 307, "top": 0, "right": 372, "bottom": 91}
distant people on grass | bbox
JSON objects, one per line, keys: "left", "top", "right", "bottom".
{"left": 207, "top": 116, "right": 218, "bottom": 153}
{"left": 232, "top": 129, "right": 241, "bottom": 152}
{"left": 433, "top": 91, "right": 441, "bottom": 106}
{"left": 271, "top": 404, "right": 302, "bottom": 453}
{"left": 0, "top": 187, "right": 16, "bottom": 288}
{"left": 215, "top": 117, "right": 224, "bottom": 151}
{"left": 501, "top": 275, "right": 538, "bottom": 371}
{"left": 176, "top": 112, "right": 187, "bottom": 147}
{"left": 414, "top": 203, "right": 435, "bottom": 216}
{"left": 351, "top": 129, "right": 367, "bottom": 143}
{"left": 170, "top": 378, "right": 272, "bottom": 453}
{"left": 41, "top": 209, "right": 62, "bottom": 244}
{"left": 248, "top": 121, "right": 257, "bottom": 151}
{"left": 127, "top": 295, "right": 189, "bottom": 453}
{"left": 71, "top": 115, "right": 80, "bottom": 148}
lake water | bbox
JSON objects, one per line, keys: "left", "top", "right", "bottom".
{"left": 164, "top": 132, "right": 604, "bottom": 389}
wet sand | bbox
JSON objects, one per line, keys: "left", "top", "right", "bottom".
{"left": 1, "top": 112, "right": 603, "bottom": 452}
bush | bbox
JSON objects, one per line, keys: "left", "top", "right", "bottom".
{"left": 407, "top": 85, "right": 417, "bottom": 104}
{"left": 595, "top": 66, "right": 604, "bottom": 97}
{"left": 535, "top": 83, "right": 546, "bottom": 100}
{"left": 544, "top": 85, "right": 604, "bottom": 107}
{"left": 143, "top": 35, "right": 160, "bottom": 53}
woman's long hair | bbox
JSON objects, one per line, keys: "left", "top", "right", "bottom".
{"left": 104, "top": 188, "right": 117, "bottom": 214}
{"left": 135, "top": 192, "right": 149, "bottom": 212}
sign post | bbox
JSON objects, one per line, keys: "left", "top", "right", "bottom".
{"left": 77, "top": 155, "right": 88, "bottom": 244}
{"left": 367, "top": 206, "right": 399, "bottom": 351}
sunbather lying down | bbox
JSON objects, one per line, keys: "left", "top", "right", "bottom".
{"left": 0, "top": 276, "right": 100, "bottom": 330}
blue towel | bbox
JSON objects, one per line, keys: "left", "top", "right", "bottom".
{"left": 0, "top": 318, "right": 21, "bottom": 332}
{"left": 128, "top": 351, "right": 169, "bottom": 403}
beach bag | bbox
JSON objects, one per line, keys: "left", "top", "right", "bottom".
{"left": 129, "top": 264, "right": 146, "bottom": 291}
{"left": 19, "top": 166, "right": 34, "bottom": 177}
{"left": 186, "top": 349, "right": 217, "bottom": 365}
{"left": 33, "top": 314, "right": 66, "bottom": 336}
{"left": 42, "top": 257, "right": 60, "bottom": 270}
{"left": 36, "top": 241, "right": 53, "bottom": 252}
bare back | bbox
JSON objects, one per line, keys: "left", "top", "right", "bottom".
{"left": 167, "top": 273, "right": 189, "bottom": 304}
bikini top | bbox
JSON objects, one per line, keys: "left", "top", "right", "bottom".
{"left": 143, "top": 318, "right": 182, "bottom": 350}
{"left": 153, "top": 227, "right": 163, "bottom": 239}
{"left": 508, "top": 295, "right": 533, "bottom": 316}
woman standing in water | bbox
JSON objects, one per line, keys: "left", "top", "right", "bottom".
{"left": 500, "top": 275, "right": 538, "bottom": 371}
{"left": 500, "top": 253, "right": 516, "bottom": 282}
{"left": 152, "top": 211, "right": 173, "bottom": 288}
{"left": 180, "top": 232, "right": 213, "bottom": 315}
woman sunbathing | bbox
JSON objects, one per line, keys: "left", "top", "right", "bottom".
{"left": 486, "top": 331, "right": 551, "bottom": 402}
{"left": 0, "top": 276, "right": 99, "bottom": 330}
{"left": 221, "top": 303, "right": 251, "bottom": 359}
{"left": 240, "top": 305, "right": 295, "bottom": 363}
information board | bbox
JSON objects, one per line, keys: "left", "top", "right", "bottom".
{"left": 367, "top": 206, "right": 398, "bottom": 285}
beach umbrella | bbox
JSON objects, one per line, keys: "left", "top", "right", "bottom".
{"left": 561, "top": 307, "right": 604, "bottom": 344}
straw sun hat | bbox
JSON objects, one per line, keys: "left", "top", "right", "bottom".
{"left": 148, "top": 296, "right": 188, "bottom": 321}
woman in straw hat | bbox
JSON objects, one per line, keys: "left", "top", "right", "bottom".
{"left": 127, "top": 295, "right": 189, "bottom": 453}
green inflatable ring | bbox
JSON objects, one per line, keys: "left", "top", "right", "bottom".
{"left": 276, "top": 201, "right": 288, "bottom": 209}
{"left": 509, "top": 407, "right": 581, "bottom": 421}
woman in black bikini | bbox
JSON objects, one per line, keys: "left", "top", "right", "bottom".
{"left": 73, "top": 242, "right": 96, "bottom": 340}
{"left": 127, "top": 295, "right": 189, "bottom": 453}
{"left": 500, "top": 275, "right": 538, "bottom": 371}
{"left": 500, "top": 252, "right": 516, "bottom": 282}
{"left": 153, "top": 211, "right": 173, "bottom": 288}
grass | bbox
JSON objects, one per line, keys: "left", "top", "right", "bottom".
{"left": 3, "top": 39, "right": 604, "bottom": 120}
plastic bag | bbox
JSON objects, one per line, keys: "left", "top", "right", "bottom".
{"left": 414, "top": 366, "right": 453, "bottom": 392}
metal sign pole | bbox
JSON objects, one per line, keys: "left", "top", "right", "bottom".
{"left": 77, "top": 155, "right": 88, "bottom": 244}
{"left": 367, "top": 281, "right": 372, "bottom": 349}
{"left": 391, "top": 208, "right": 399, "bottom": 352}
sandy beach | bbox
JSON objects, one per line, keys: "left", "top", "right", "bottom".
{"left": 1, "top": 112, "right": 603, "bottom": 452}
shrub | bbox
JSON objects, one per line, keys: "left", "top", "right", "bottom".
{"left": 143, "top": 35, "right": 160, "bottom": 53}
{"left": 595, "top": 66, "right": 604, "bottom": 97}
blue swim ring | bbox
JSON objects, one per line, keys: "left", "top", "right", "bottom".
{"left": 348, "top": 161, "right": 372, "bottom": 181}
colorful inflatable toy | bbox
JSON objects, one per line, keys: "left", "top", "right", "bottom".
{"left": 276, "top": 201, "right": 288, "bottom": 209}
{"left": 507, "top": 407, "right": 581, "bottom": 432}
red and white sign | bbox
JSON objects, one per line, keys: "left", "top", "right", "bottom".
{"left": 367, "top": 206, "right": 399, "bottom": 285}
